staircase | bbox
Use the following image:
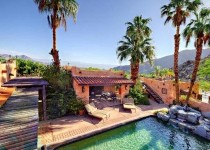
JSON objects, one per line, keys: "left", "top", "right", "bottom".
{"left": 0, "top": 89, "right": 38, "bottom": 150}
{"left": 142, "top": 83, "right": 164, "bottom": 104}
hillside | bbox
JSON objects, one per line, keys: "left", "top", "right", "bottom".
{"left": 174, "top": 54, "right": 210, "bottom": 81}
{"left": 113, "top": 49, "right": 210, "bottom": 74}
{"left": 0, "top": 54, "right": 115, "bottom": 69}
{"left": 0, "top": 54, "right": 32, "bottom": 60}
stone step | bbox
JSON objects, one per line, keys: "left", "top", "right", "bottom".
{"left": 143, "top": 83, "right": 164, "bottom": 104}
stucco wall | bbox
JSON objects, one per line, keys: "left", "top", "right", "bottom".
{"left": 104, "top": 86, "right": 115, "bottom": 93}
{"left": 73, "top": 80, "right": 89, "bottom": 104}
{"left": 188, "top": 100, "right": 210, "bottom": 112}
{"left": 120, "top": 84, "right": 130, "bottom": 99}
{"left": 71, "top": 66, "right": 124, "bottom": 77}
{"left": 141, "top": 77, "right": 199, "bottom": 104}
{"left": 0, "top": 60, "right": 17, "bottom": 86}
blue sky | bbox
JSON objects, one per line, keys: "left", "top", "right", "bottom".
{"left": 0, "top": 0, "right": 209, "bottom": 65}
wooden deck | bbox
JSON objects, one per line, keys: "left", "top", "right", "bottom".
{"left": 0, "top": 88, "right": 39, "bottom": 150}
{"left": 38, "top": 99, "right": 168, "bottom": 149}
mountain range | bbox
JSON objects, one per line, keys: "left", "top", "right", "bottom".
{"left": 113, "top": 48, "right": 210, "bottom": 74}
{"left": 1, "top": 48, "right": 210, "bottom": 72}
{"left": 0, "top": 54, "right": 115, "bottom": 69}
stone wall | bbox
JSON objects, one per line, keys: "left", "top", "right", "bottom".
{"left": 0, "top": 60, "right": 17, "bottom": 86}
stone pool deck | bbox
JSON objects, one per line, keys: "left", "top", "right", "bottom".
{"left": 38, "top": 100, "right": 168, "bottom": 149}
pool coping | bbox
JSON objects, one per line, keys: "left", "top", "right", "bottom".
{"left": 48, "top": 114, "right": 156, "bottom": 150}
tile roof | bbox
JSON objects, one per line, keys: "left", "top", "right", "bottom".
{"left": 73, "top": 76, "right": 134, "bottom": 85}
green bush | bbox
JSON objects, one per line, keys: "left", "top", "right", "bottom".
{"left": 68, "top": 98, "right": 85, "bottom": 115}
{"left": 16, "top": 58, "right": 45, "bottom": 76}
{"left": 128, "top": 81, "right": 150, "bottom": 105}
{"left": 0, "top": 57, "right": 6, "bottom": 63}
{"left": 42, "top": 65, "right": 78, "bottom": 119}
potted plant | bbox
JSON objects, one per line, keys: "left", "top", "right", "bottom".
{"left": 69, "top": 98, "right": 79, "bottom": 115}
{"left": 77, "top": 99, "right": 85, "bottom": 116}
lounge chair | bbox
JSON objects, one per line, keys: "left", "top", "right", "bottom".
{"left": 123, "top": 98, "right": 136, "bottom": 112}
{"left": 85, "top": 102, "right": 110, "bottom": 121}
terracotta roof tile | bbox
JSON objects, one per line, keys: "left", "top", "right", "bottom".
{"left": 73, "top": 76, "right": 134, "bottom": 85}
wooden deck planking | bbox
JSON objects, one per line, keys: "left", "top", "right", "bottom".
{"left": 0, "top": 88, "right": 39, "bottom": 150}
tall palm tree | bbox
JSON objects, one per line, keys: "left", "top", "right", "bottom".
{"left": 183, "top": 8, "right": 210, "bottom": 104}
{"left": 35, "top": 0, "right": 79, "bottom": 67}
{"left": 126, "top": 16, "right": 152, "bottom": 44}
{"left": 117, "top": 35, "right": 155, "bottom": 84}
{"left": 161, "top": 0, "right": 202, "bottom": 103}
{"left": 120, "top": 16, "right": 154, "bottom": 84}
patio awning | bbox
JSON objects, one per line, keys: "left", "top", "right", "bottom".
{"left": 2, "top": 77, "right": 48, "bottom": 87}
{"left": 73, "top": 76, "right": 134, "bottom": 86}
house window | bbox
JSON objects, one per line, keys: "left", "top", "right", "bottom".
{"left": 82, "top": 86, "right": 85, "bottom": 93}
{"left": 125, "top": 85, "right": 127, "bottom": 90}
{"left": 162, "top": 88, "right": 167, "bottom": 94}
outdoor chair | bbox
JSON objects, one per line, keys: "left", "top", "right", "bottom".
{"left": 122, "top": 98, "right": 136, "bottom": 112}
{"left": 85, "top": 102, "right": 110, "bottom": 121}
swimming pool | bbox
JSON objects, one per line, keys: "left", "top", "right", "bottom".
{"left": 58, "top": 117, "right": 210, "bottom": 150}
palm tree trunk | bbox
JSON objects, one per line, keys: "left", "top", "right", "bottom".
{"left": 130, "top": 60, "right": 140, "bottom": 84}
{"left": 50, "top": 8, "right": 60, "bottom": 68}
{"left": 174, "top": 25, "right": 180, "bottom": 104}
{"left": 186, "top": 38, "right": 203, "bottom": 104}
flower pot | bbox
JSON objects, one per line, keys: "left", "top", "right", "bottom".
{"left": 79, "top": 109, "right": 85, "bottom": 116}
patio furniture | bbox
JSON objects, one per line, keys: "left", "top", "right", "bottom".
{"left": 101, "top": 92, "right": 117, "bottom": 102}
{"left": 122, "top": 98, "right": 136, "bottom": 112}
{"left": 85, "top": 103, "right": 110, "bottom": 121}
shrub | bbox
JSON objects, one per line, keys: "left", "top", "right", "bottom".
{"left": 68, "top": 98, "right": 85, "bottom": 115}
{"left": 128, "top": 81, "right": 150, "bottom": 105}
{"left": 42, "top": 65, "right": 77, "bottom": 119}
{"left": 16, "top": 58, "right": 45, "bottom": 76}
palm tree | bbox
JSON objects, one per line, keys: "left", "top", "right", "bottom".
{"left": 126, "top": 16, "right": 152, "bottom": 44}
{"left": 117, "top": 35, "right": 155, "bottom": 84}
{"left": 35, "top": 0, "right": 79, "bottom": 67}
{"left": 183, "top": 8, "right": 210, "bottom": 104}
{"left": 118, "top": 16, "right": 154, "bottom": 84}
{"left": 154, "top": 66, "right": 161, "bottom": 78}
{"left": 161, "top": 0, "right": 202, "bottom": 103}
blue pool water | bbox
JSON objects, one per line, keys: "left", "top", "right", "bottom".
{"left": 58, "top": 117, "right": 210, "bottom": 150}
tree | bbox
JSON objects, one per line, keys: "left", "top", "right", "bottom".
{"left": 35, "top": 0, "right": 79, "bottom": 67}
{"left": 154, "top": 66, "right": 161, "bottom": 78}
{"left": 183, "top": 8, "right": 210, "bottom": 104}
{"left": 117, "top": 35, "right": 155, "bottom": 84}
{"left": 116, "top": 16, "right": 155, "bottom": 84}
{"left": 161, "top": 0, "right": 202, "bottom": 103}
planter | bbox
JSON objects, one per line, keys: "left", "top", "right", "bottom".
{"left": 79, "top": 109, "right": 85, "bottom": 116}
